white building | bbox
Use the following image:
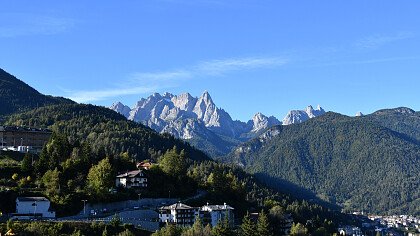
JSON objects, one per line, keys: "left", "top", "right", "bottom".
{"left": 338, "top": 226, "right": 362, "bottom": 236}
{"left": 159, "top": 202, "right": 199, "bottom": 227}
{"left": 201, "top": 203, "right": 234, "bottom": 227}
{"left": 116, "top": 170, "right": 147, "bottom": 188}
{"left": 13, "top": 197, "right": 55, "bottom": 219}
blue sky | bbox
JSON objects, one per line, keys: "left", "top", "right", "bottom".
{"left": 1, "top": 0, "right": 419, "bottom": 121}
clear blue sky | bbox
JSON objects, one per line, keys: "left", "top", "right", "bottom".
{"left": 1, "top": 0, "right": 419, "bottom": 121}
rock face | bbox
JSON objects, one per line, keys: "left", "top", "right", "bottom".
{"left": 110, "top": 92, "right": 325, "bottom": 156}
{"left": 282, "top": 105, "right": 325, "bottom": 125}
{"left": 110, "top": 102, "right": 131, "bottom": 118}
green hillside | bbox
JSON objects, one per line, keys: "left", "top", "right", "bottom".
{"left": 6, "top": 103, "right": 210, "bottom": 162}
{"left": 0, "top": 68, "right": 73, "bottom": 117}
{"left": 223, "top": 112, "right": 420, "bottom": 215}
{"left": 365, "top": 107, "right": 420, "bottom": 142}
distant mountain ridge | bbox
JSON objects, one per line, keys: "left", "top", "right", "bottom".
{"left": 222, "top": 108, "right": 420, "bottom": 215}
{"left": 110, "top": 92, "right": 325, "bottom": 156}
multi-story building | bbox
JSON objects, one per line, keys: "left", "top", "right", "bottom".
{"left": 200, "top": 203, "right": 234, "bottom": 227}
{"left": 158, "top": 202, "right": 235, "bottom": 228}
{"left": 159, "top": 202, "right": 198, "bottom": 227}
{"left": 115, "top": 170, "right": 148, "bottom": 188}
{"left": 0, "top": 126, "right": 51, "bottom": 153}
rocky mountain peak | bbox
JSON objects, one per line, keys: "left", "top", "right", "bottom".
{"left": 251, "top": 112, "right": 281, "bottom": 133}
{"left": 282, "top": 105, "right": 326, "bottom": 125}
{"left": 355, "top": 111, "right": 364, "bottom": 117}
{"left": 110, "top": 101, "right": 131, "bottom": 118}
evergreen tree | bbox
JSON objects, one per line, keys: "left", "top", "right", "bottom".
{"left": 21, "top": 153, "right": 32, "bottom": 172}
{"left": 102, "top": 226, "right": 109, "bottom": 236}
{"left": 203, "top": 224, "right": 212, "bottom": 236}
{"left": 240, "top": 212, "right": 256, "bottom": 236}
{"left": 212, "top": 215, "right": 234, "bottom": 236}
{"left": 182, "top": 217, "right": 209, "bottom": 236}
{"left": 256, "top": 210, "right": 271, "bottom": 236}
{"left": 290, "top": 222, "right": 308, "bottom": 236}
{"left": 159, "top": 147, "right": 187, "bottom": 177}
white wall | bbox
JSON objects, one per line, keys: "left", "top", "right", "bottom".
{"left": 16, "top": 199, "right": 55, "bottom": 218}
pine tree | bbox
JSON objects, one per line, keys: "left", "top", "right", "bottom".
{"left": 256, "top": 210, "right": 272, "bottom": 236}
{"left": 21, "top": 153, "right": 32, "bottom": 172}
{"left": 212, "top": 215, "right": 234, "bottom": 236}
{"left": 240, "top": 212, "right": 256, "bottom": 236}
{"left": 290, "top": 222, "right": 308, "bottom": 236}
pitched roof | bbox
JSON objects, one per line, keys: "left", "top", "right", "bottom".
{"left": 136, "top": 162, "right": 153, "bottom": 169}
{"left": 160, "top": 202, "right": 195, "bottom": 210}
{"left": 116, "top": 170, "right": 144, "bottom": 178}
{"left": 17, "top": 197, "right": 49, "bottom": 202}
{"left": 202, "top": 204, "right": 234, "bottom": 211}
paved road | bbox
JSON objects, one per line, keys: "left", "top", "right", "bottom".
{"left": 56, "top": 190, "right": 208, "bottom": 231}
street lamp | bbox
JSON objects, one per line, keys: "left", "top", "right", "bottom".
{"left": 33, "top": 200, "right": 38, "bottom": 218}
{"left": 81, "top": 200, "right": 87, "bottom": 215}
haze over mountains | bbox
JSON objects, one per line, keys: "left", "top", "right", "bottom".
{"left": 110, "top": 91, "right": 326, "bottom": 156}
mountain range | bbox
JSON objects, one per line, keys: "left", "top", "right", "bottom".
{"left": 222, "top": 109, "right": 420, "bottom": 215}
{"left": 2, "top": 67, "right": 418, "bottom": 215}
{"left": 110, "top": 92, "right": 325, "bottom": 156}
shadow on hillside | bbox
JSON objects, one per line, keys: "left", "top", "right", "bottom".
{"left": 254, "top": 172, "right": 341, "bottom": 211}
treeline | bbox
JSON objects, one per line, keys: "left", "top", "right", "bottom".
{"left": 0, "top": 220, "right": 150, "bottom": 236}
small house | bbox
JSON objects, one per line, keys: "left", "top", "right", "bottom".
{"left": 116, "top": 170, "right": 147, "bottom": 188}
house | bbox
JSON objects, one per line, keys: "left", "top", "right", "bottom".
{"left": 158, "top": 202, "right": 199, "bottom": 227}
{"left": 116, "top": 170, "right": 147, "bottom": 188}
{"left": 136, "top": 161, "right": 152, "bottom": 170}
{"left": 13, "top": 197, "right": 55, "bottom": 219}
{"left": 200, "top": 203, "right": 234, "bottom": 227}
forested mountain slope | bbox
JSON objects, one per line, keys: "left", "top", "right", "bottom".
{"left": 223, "top": 112, "right": 420, "bottom": 215}
{"left": 0, "top": 68, "right": 73, "bottom": 117}
{"left": 364, "top": 107, "right": 420, "bottom": 142}
{"left": 6, "top": 104, "right": 210, "bottom": 162}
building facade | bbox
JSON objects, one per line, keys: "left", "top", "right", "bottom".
{"left": 159, "top": 203, "right": 199, "bottom": 227}
{"left": 115, "top": 170, "right": 148, "bottom": 188}
{"left": 200, "top": 203, "right": 235, "bottom": 227}
{"left": 158, "top": 202, "right": 235, "bottom": 228}
{"left": 0, "top": 126, "right": 51, "bottom": 153}
{"left": 13, "top": 197, "right": 55, "bottom": 219}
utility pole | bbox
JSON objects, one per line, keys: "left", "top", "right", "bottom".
{"left": 82, "top": 200, "right": 87, "bottom": 215}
